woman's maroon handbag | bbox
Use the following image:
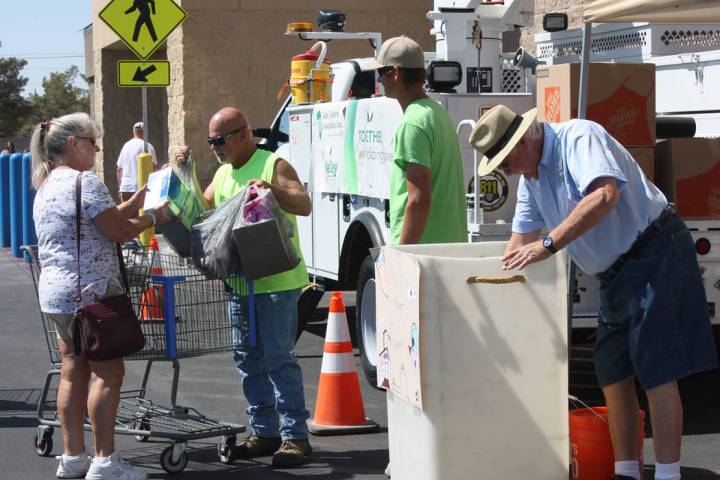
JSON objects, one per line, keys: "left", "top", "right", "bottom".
{"left": 71, "top": 174, "right": 145, "bottom": 361}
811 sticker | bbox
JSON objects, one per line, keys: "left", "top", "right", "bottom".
{"left": 472, "top": 170, "right": 509, "bottom": 212}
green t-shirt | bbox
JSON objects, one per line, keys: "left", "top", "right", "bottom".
{"left": 390, "top": 98, "right": 468, "bottom": 245}
{"left": 212, "top": 149, "right": 308, "bottom": 294}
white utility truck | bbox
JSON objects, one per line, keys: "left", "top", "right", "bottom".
{"left": 257, "top": 2, "right": 720, "bottom": 387}
{"left": 259, "top": 0, "right": 536, "bottom": 386}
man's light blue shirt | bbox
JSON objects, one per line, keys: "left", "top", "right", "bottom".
{"left": 512, "top": 120, "right": 667, "bottom": 274}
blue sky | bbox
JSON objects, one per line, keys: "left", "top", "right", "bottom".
{"left": 1, "top": 0, "right": 92, "bottom": 96}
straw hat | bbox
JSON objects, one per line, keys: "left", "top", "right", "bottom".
{"left": 469, "top": 105, "right": 537, "bottom": 176}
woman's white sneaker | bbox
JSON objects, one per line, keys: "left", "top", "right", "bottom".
{"left": 55, "top": 453, "right": 92, "bottom": 479}
{"left": 84, "top": 452, "right": 146, "bottom": 480}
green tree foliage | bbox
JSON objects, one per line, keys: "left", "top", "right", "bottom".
{"left": 23, "top": 66, "right": 89, "bottom": 133}
{"left": 0, "top": 57, "right": 30, "bottom": 137}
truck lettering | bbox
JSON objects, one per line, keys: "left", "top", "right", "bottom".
{"left": 357, "top": 129, "right": 383, "bottom": 143}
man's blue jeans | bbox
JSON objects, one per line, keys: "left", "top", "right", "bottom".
{"left": 229, "top": 288, "right": 309, "bottom": 440}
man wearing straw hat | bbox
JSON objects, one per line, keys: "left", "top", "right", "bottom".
{"left": 470, "top": 105, "right": 717, "bottom": 480}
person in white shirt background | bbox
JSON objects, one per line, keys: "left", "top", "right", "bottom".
{"left": 116, "top": 121, "right": 157, "bottom": 202}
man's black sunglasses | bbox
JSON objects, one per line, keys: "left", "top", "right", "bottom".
{"left": 377, "top": 66, "right": 394, "bottom": 78}
{"left": 207, "top": 126, "right": 247, "bottom": 146}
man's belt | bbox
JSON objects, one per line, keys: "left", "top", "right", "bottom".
{"left": 596, "top": 204, "right": 676, "bottom": 283}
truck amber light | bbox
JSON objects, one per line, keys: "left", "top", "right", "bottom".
{"left": 696, "top": 237, "right": 711, "bottom": 255}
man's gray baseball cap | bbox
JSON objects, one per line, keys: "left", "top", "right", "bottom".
{"left": 366, "top": 36, "right": 425, "bottom": 70}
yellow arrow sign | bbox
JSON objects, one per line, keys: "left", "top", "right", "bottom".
{"left": 99, "top": 0, "right": 187, "bottom": 60}
{"left": 118, "top": 60, "right": 170, "bottom": 87}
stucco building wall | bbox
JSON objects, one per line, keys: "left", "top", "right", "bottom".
{"left": 93, "top": 0, "right": 433, "bottom": 187}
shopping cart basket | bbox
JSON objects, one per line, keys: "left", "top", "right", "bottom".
{"left": 23, "top": 243, "right": 255, "bottom": 472}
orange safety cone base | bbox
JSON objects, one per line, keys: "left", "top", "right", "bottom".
{"left": 308, "top": 417, "right": 379, "bottom": 436}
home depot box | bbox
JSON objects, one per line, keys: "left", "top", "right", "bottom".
{"left": 628, "top": 147, "right": 655, "bottom": 182}
{"left": 536, "top": 63, "right": 656, "bottom": 147}
{"left": 655, "top": 138, "right": 720, "bottom": 219}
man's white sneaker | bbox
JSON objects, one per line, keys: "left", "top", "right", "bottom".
{"left": 55, "top": 453, "right": 92, "bottom": 479}
{"left": 85, "top": 452, "right": 147, "bottom": 480}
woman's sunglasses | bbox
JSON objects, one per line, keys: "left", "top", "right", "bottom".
{"left": 76, "top": 136, "right": 97, "bottom": 147}
{"left": 207, "top": 126, "right": 247, "bottom": 146}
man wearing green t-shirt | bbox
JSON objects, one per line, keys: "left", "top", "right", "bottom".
{"left": 175, "top": 107, "right": 312, "bottom": 468}
{"left": 367, "top": 35, "right": 468, "bottom": 478}
{"left": 367, "top": 35, "right": 467, "bottom": 246}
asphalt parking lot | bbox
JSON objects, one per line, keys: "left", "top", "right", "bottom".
{"left": 1, "top": 247, "right": 719, "bottom": 479}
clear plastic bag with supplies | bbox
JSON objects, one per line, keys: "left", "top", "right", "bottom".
{"left": 190, "top": 187, "right": 248, "bottom": 279}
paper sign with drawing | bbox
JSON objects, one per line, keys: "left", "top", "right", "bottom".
{"left": 373, "top": 247, "right": 423, "bottom": 409}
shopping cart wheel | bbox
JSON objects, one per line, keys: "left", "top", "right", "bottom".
{"left": 33, "top": 428, "right": 53, "bottom": 456}
{"left": 132, "top": 417, "right": 151, "bottom": 442}
{"left": 160, "top": 444, "right": 188, "bottom": 473}
{"left": 217, "top": 435, "right": 236, "bottom": 464}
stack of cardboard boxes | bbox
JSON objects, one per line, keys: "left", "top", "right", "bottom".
{"left": 655, "top": 138, "right": 720, "bottom": 219}
{"left": 536, "top": 63, "right": 657, "bottom": 179}
{"left": 536, "top": 62, "right": 720, "bottom": 220}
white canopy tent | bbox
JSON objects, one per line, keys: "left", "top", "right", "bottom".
{"left": 583, "top": 0, "right": 720, "bottom": 24}
{"left": 577, "top": 0, "right": 720, "bottom": 117}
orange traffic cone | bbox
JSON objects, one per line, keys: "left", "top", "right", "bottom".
{"left": 308, "top": 291, "right": 379, "bottom": 435}
{"left": 141, "top": 236, "right": 164, "bottom": 321}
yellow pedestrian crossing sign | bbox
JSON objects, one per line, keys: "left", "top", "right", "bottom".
{"left": 99, "top": 0, "right": 187, "bottom": 60}
{"left": 118, "top": 60, "right": 170, "bottom": 87}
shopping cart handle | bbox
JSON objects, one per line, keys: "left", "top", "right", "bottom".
{"left": 151, "top": 275, "right": 186, "bottom": 282}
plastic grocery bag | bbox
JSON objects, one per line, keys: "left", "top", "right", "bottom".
{"left": 190, "top": 188, "right": 247, "bottom": 279}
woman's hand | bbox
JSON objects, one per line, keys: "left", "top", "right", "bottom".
{"left": 128, "top": 186, "right": 147, "bottom": 211}
{"left": 149, "top": 201, "right": 172, "bottom": 225}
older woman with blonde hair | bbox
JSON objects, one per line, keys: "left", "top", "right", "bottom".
{"left": 31, "top": 112, "right": 169, "bottom": 480}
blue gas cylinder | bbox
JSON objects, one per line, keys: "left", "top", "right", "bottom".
{"left": 21, "top": 152, "right": 37, "bottom": 261}
{"left": 9, "top": 152, "right": 23, "bottom": 257}
{"left": 0, "top": 151, "right": 9, "bottom": 247}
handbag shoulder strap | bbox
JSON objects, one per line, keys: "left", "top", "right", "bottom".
{"left": 74, "top": 173, "right": 130, "bottom": 306}
{"left": 75, "top": 174, "right": 82, "bottom": 304}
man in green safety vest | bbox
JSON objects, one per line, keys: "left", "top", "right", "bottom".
{"left": 175, "top": 107, "right": 312, "bottom": 468}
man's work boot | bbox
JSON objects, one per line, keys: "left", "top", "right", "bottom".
{"left": 271, "top": 439, "right": 313, "bottom": 468}
{"left": 234, "top": 434, "right": 282, "bottom": 459}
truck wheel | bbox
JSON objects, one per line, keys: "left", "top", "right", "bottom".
{"left": 356, "top": 256, "right": 379, "bottom": 388}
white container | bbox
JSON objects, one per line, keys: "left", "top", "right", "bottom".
{"left": 377, "top": 242, "right": 569, "bottom": 480}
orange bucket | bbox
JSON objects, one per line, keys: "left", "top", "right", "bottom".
{"left": 570, "top": 406, "right": 645, "bottom": 480}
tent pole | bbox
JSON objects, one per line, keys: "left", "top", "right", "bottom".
{"left": 578, "top": 22, "right": 593, "bottom": 119}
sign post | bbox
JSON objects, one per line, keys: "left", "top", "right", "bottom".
{"left": 100, "top": 0, "right": 187, "bottom": 246}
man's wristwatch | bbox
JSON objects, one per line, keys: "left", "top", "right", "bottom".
{"left": 542, "top": 235, "right": 558, "bottom": 254}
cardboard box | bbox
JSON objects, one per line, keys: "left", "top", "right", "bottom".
{"left": 232, "top": 218, "right": 299, "bottom": 281}
{"left": 627, "top": 147, "right": 655, "bottom": 182}
{"left": 536, "top": 63, "right": 656, "bottom": 147}
{"left": 143, "top": 168, "right": 207, "bottom": 230}
{"left": 655, "top": 138, "right": 720, "bottom": 219}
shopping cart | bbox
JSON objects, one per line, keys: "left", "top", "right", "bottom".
{"left": 22, "top": 242, "right": 254, "bottom": 473}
